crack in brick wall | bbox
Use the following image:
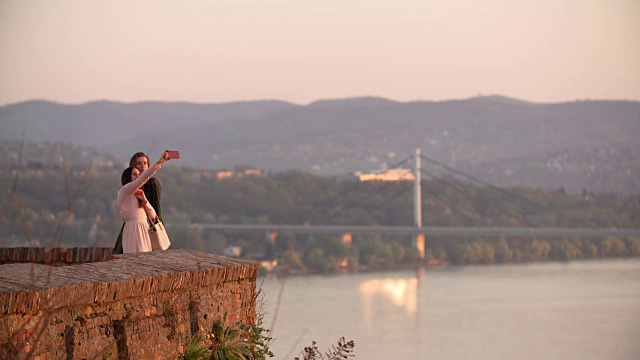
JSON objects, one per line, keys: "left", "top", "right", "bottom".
{"left": 0, "top": 248, "right": 259, "bottom": 360}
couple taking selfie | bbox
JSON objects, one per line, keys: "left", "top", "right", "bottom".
{"left": 113, "top": 150, "right": 178, "bottom": 254}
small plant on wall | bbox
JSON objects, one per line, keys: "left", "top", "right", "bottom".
{"left": 179, "top": 334, "right": 210, "bottom": 360}
{"left": 213, "top": 309, "right": 275, "bottom": 360}
{"left": 179, "top": 310, "right": 274, "bottom": 360}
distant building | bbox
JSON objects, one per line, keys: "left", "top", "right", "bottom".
{"left": 195, "top": 166, "right": 264, "bottom": 182}
{"left": 356, "top": 168, "right": 415, "bottom": 182}
{"left": 216, "top": 169, "right": 235, "bottom": 180}
{"left": 194, "top": 169, "right": 232, "bottom": 181}
{"left": 259, "top": 259, "right": 278, "bottom": 272}
{"left": 235, "top": 166, "right": 263, "bottom": 177}
{"left": 198, "top": 170, "right": 213, "bottom": 181}
{"left": 223, "top": 246, "right": 242, "bottom": 257}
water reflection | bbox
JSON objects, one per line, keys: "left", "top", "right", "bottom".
{"left": 358, "top": 277, "right": 418, "bottom": 321}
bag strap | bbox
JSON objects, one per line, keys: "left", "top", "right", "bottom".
{"left": 148, "top": 217, "right": 159, "bottom": 232}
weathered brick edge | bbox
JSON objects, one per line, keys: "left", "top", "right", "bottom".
{"left": 0, "top": 247, "right": 114, "bottom": 265}
{"left": 0, "top": 248, "right": 259, "bottom": 360}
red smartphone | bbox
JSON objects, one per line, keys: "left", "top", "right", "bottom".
{"left": 166, "top": 150, "right": 180, "bottom": 159}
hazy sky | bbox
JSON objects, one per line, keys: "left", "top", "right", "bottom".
{"left": 1, "top": 0, "right": 639, "bottom": 106}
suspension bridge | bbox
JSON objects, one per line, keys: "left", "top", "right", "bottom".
{"left": 189, "top": 149, "right": 640, "bottom": 258}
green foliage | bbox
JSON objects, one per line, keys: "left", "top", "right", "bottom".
{"left": 179, "top": 313, "right": 274, "bottom": 360}
{"left": 625, "top": 237, "right": 640, "bottom": 256}
{"left": 281, "top": 249, "right": 306, "bottom": 271}
{"left": 209, "top": 312, "right": 255, "bottom": 360}
{"left": 181, "top": 291, "right": 274, "bottom": 360}
{"left": 294, "top": 337, "right": 355, "bottom": 360}
{"left": 248, "top": 294, "right": 275, "bottom": 360}
{"left": 179, "top": 335, "right": 211, "bottom": 360}
{"left": 102, "top": 343, "right": 115, "bottom": 360}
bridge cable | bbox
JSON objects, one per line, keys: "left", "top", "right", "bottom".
{"left": 419, "top": 168, "right": 482, "bottom": 226}
{"left": 419, "top": 154, "right": 591, "bottom": 229}
{"left": 419, "top": 154, "right": 542, "bottom": 208}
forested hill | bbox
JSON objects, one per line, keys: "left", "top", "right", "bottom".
{"left": 1, "top": 96, "right": 639, "bottom": 194}
{"left": 1, "top": 153, "right": 639, "bottom": 270}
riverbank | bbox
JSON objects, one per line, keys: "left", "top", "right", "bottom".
{"left": 258, "top": 254, "right": 640, "bottom": 277}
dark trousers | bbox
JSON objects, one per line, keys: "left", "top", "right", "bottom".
{"left": 113, "top": 223, "right": 125, "bottom": 254}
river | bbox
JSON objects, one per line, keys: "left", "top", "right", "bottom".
{"left": 259, "top": 259, "right": 640, "bottom": 360}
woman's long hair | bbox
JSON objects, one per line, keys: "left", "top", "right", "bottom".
{"left": 129, "top": 152, "right": 150, "bottom": 167}
{"left": 121, "top": 167, "right": 134, "bottom": 186}
{"left": 121, "top": 166, "right": 144, "bottom": 207}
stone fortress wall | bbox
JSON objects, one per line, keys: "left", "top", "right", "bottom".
{"left": 0, "top": 247, "right": 259, "bottom": 359}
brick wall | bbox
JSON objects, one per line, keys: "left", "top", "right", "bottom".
{"left": 0, "top": 247, "right": 114, "bottom": 265}
{"left": 0, "top": 248, "right": 259, "bottom": 360}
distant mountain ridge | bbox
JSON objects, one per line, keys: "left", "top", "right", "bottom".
{"left": 1, "top": 96, "right": 639, "bottom": 194}
{"left": 0, "top": 99, "right": 298, "bottom": 148}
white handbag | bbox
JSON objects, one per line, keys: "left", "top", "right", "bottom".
{"left": 149, "top": 219, "right": 171, "bottom": 251}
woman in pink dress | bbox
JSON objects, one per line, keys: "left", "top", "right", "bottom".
{"left": 117, "top": 151, "right": 170, "bottom": 253}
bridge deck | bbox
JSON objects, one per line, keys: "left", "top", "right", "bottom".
{"left": 188, "top": 224, "right": 640, "bottom": 238}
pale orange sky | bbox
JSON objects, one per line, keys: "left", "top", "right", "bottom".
{"left": 1, "top": 0, "right": 639, "bottom": 106}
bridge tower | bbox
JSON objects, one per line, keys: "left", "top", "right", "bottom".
{"left": 413, "top": 148, "right": 425, "bottom": 258}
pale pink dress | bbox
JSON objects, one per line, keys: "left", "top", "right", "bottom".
{"left": 117, "top": 163, "right": 160, "bottom": 253}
